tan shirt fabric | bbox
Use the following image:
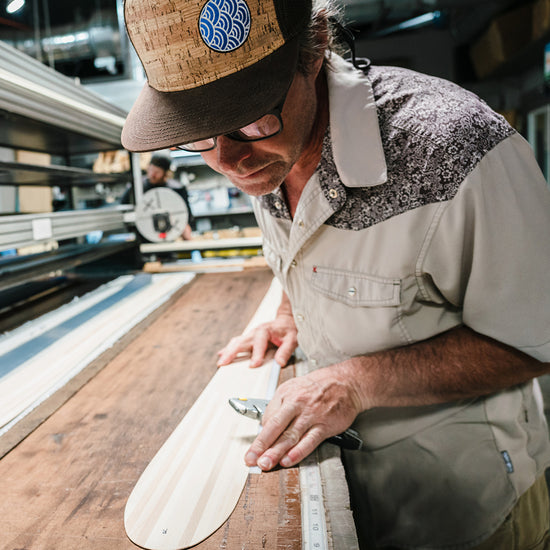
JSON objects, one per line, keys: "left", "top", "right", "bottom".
{"left": 252, "top": 55, "right": 550, "bottom": 548}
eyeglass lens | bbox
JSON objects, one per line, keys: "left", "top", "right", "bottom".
{"left": 178, "top": 112, "right": 282, "bottom": 152}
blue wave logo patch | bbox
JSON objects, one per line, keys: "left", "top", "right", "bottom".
{"left": 199, "top": 0, "right": 251, "bottom": 53}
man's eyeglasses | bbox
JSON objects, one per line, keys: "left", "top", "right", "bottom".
{"left": 175, "top": 100, "right": 285, "bottom": 153}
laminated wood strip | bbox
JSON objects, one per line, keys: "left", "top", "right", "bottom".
{"left": 0, "top": 273, "right": 194, "bottom": 433}
{"left": 124, "top": 278, "right": 283, "bottom": 550}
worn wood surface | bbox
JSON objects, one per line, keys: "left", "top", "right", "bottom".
{"left": 0, "top": 269, "right": 301, "bottom": 550}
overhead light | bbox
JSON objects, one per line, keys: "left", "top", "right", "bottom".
{"left": 373, "top": 11, "right": 443, "bottom": 38}
{"left": 6, "top": 0, "right": 25, "bottom": 14}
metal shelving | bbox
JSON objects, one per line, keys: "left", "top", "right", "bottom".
{"left": 0, "top": 41, "right": 126, "bottom": 155}
{"left": 0, "top": 40, "right": 137, "bottom": 287}
{"left": 0, "top": 161, "right": 128, "bottom": 187}
{"left": 0, "top": 207, "right": 132, "bottom": 252}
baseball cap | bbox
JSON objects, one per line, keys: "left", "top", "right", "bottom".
{"left": 121, "top": 0, "right": 313, "bottom": 153}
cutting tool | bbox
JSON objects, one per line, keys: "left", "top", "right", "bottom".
{"left": 229, "top": 397, "right": 363, "bottom": 451}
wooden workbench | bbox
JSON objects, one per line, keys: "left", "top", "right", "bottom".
{"left": 0, "top": 269, "right": 304, "bottom": 549}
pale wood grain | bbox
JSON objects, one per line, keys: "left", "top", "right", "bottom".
{"left": 0, "top": 274, "right": 194, "bottom": 432}
{"left": 124, "top": 279, "right": 282, "bottom": 550}
{"left": 140, "top": 236, "right": 262, "bottom": 253}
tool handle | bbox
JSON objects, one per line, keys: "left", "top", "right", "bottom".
{"left": 327, "top": 428, "right": 363, "bottom": 451}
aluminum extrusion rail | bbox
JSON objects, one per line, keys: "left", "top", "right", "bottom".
{"left": 0, "top": 207, "right": 132, "bottom": 253}
{"left": 0, "top": 241, "right": 137, "bottom": 292}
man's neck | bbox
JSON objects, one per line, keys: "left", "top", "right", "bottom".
{"left": 283, "top": 71, "right": 329, "bottom": 218}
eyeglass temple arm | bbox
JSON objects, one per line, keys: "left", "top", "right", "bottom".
{"left": 329, "top": 16, "right": 371, "bottom": 72}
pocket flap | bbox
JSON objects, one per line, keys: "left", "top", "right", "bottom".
{"left": 311, "top": 266, "right": 401, "bottom": 307}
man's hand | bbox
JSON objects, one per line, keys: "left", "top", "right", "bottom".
{"left": 238, "top": 326, "right": 550, "bottom": 471}
{"left": 244, "top": 366, "right": 362, "bottom": 470}
{"left": 217, "top": 315, "right": 298, "bottom": 368}
{"left": 217, "top": 292, "right": 298, "bottom": 368}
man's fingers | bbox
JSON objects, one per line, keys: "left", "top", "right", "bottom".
{"left": 246, "top": 408, "right": 328, "bottom": 471}
{"left": 280, "top": 427, "right": 326, "bottom": 467}
{"left": 248, "top": 424, "right": 327, "bottom": 471}
{"left": 273, "top": 334, "right": 298, "bottom": 367}
{"left": 216, "top": 335, "right": 253, "bottom": 366}
{"left": 244, "top": 405, "right": 298, "bottom": 467}
{"left": 250, "top": 327, "right": 271, "bottom": 368}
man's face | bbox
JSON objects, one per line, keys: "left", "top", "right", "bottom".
{"left": 147, "top": 164, "right": 167, "bottom": 185}
{"left": 200, "top": 68, "right": 321, "bottom": 197}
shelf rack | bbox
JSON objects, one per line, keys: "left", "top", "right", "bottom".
{"left": 0, "top": 40, "right": 138, "bottom": 288}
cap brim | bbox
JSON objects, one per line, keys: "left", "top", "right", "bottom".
{"left": 121, "top": 37, "right": 300, "bottom": 153}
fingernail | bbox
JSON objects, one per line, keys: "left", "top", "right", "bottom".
{"left": 245, "top": 451, "right": 258, "bottom": 466}
{"left": 280, "top": 456, "right": 292, "bottom": 468}
{"left": 258, "top": 456, "right": 272, "bottom": 470}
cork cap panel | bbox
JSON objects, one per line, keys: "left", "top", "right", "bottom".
{"left": 126, "top": 0, "right": 286, "bottom": 92}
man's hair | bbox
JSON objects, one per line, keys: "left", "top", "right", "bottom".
{"left": 297, "top": 0, "right": 346, "bottom": 75}
{"left": 150, "top": 154, "right": 171, "bottom": 172}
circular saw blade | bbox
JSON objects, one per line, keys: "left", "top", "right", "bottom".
{"left": 135, "top": 187, "right": 189, "bottom": 242}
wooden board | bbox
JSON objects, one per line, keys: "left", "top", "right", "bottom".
{"left": 124, "top": 279, "right": 282, "bottom": 550}
{"left": 140, "top": 236, "right": 262, "bottom": 253}
{"left": 0, "top": 269, "right": 303, "bottom": 549}
{"left": 143, "top": 256, "right": 267, "bottom": 273}
{"left": 0, "top": 273, "right": 194, "bottom": 433}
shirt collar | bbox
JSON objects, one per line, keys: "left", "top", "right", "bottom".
{"left": 326, "top": 54, "right": 387, "bottom": 188}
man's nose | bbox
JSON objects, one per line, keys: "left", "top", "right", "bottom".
{"left": 216, "top": 135, "right": 252, "bottom": 171}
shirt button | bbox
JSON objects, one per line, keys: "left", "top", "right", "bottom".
{"left": 290, "top": 260, "right": 297, "bottom": 268}
{"left": 274, "top": 201, "right": 282, "bottom": 210}
{"left": 329, "top": 188, "right": 338, "bottom": 199}
{"left": 297, "top": 219, "right": 305, "bottom": 228}
{"left": 296, "top": 313, "right": 304, "bottom": 322}
{"left": 310, "top": 358, "right": 318, "bottom": 367}
{"left": 347, "top": 287, "right": 357, "bottom": 297}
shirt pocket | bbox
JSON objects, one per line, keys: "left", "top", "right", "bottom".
{"left": 310, "top": 265, "right": 401, "bottom": 307}
{"left": 308, "top": 266, "right": 405, "bottom": 357}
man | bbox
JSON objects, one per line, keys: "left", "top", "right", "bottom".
{"left": 121, "top": 0, "right": 550, "bottom": 547}
{"left": 121, "top": 154, "right": 194, "bottom": 240}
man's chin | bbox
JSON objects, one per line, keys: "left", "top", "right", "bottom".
{"left": 227, "top": 166, "right": 287, "bottom": 197}
{"left": 230, "top": 180, "right": 281, "bottom": 197}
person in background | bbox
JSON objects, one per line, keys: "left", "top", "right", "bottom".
{"left": 121, "top": 154, "right": 194, "bottom": 240}
{"left": 121, "top": 0, "right": 550, "bottom": 547}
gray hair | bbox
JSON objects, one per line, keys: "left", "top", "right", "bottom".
{"left": 297, "top": 0, "right": 347, "bottom": 75}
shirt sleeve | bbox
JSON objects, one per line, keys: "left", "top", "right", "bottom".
{"left": 421, "top": 133, "right": 550, "bottom": 361}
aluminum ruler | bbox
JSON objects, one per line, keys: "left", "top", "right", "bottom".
{"left": 249, "top": 357, "right": 332, "bottom": 548}
{"left": 300, "top": 449, "right": 329, "bottom": 550}
{"left": 295, "top": 360, "right": 330, "bottom": 550}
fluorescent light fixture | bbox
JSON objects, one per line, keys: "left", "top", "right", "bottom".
{"left": 398, "top": 11, "right": 441, "bottom": 31}
{"left": 374, "top": 11, "right": 442, "bottom": 37}
{"left": 6, "top": 0, "right": 25, "bottom": 14}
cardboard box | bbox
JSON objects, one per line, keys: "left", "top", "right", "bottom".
{"left": 16, "top": 150, "right": 53, "bottom": 213}
{"left": 497, "top": 109, "right": 519, "bottom": 130}
{"left": 533, "top": 0, "right": 550, "bottom": 40}
{"left": 470, "top": 3, "right": 533, "bottom": 79}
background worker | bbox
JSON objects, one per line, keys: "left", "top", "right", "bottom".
{"left": 121, "top": 153, "right": 194, "bottom": 240}
{"left": 121, "top": 0, "right": 550, "bottom": 547}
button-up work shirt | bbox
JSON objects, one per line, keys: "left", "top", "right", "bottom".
{"left": 252, "top": 55, "right": 550, "bottom": 548}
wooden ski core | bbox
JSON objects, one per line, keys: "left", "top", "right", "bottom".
{"left": 124, "top": 278, "right": 282, "bottom": 550}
